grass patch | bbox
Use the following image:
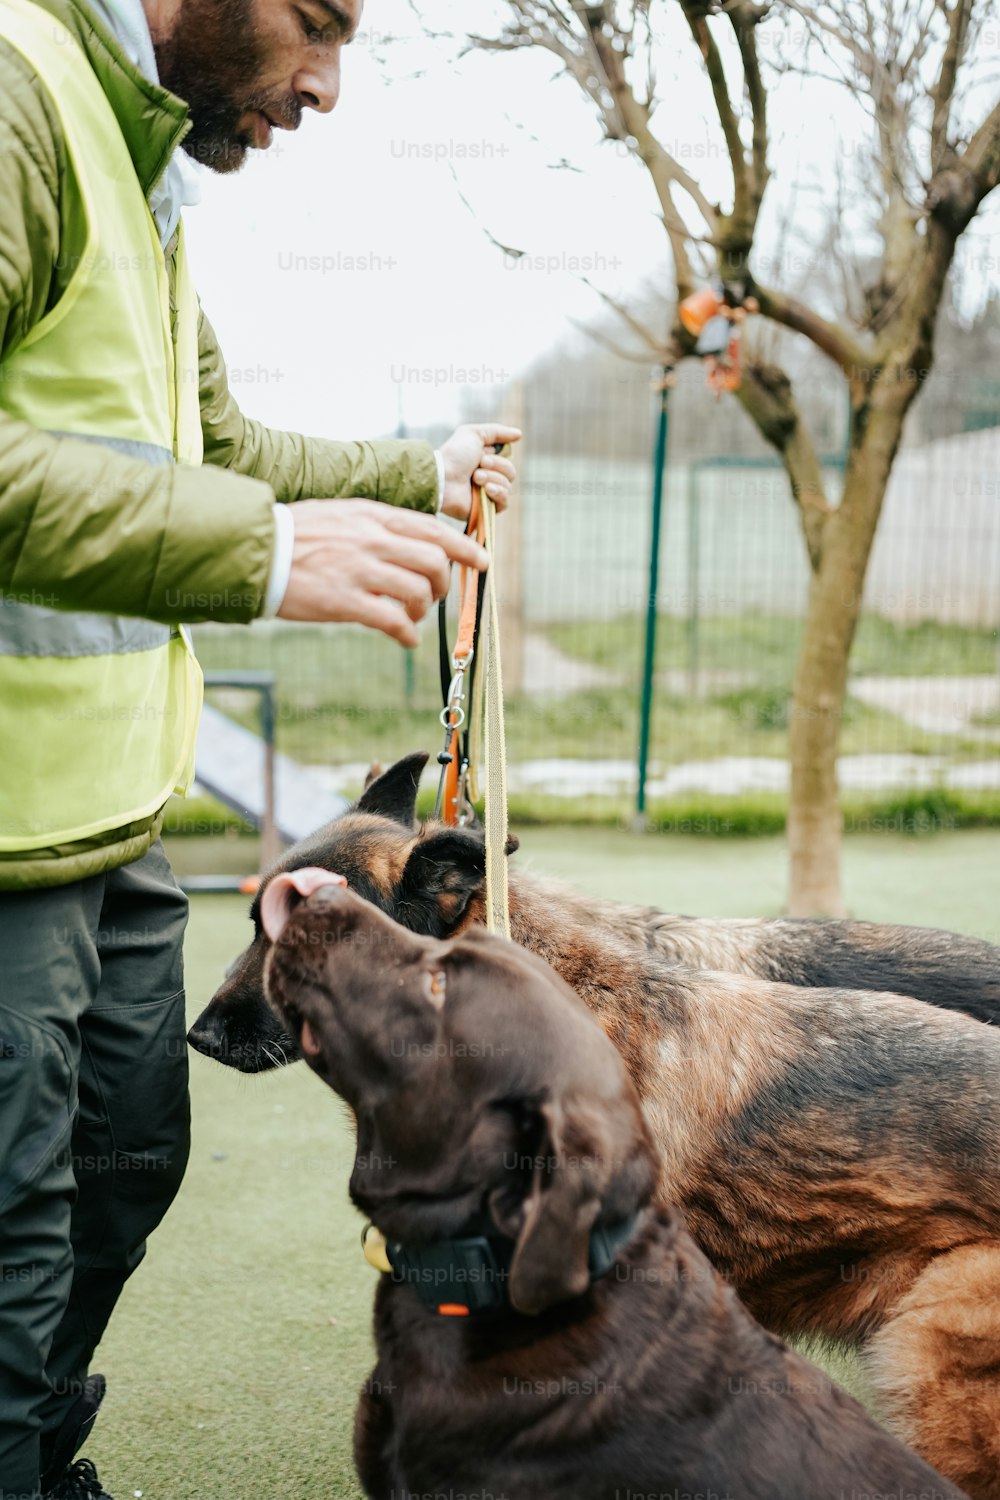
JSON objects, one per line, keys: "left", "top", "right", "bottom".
{"left": 546, "top": 612, "right": 999, "bottom": 680}
{"left": 514, "top": 788, "right": 1000, "bottom": 836}
{"left": 165, "top": 787, "right": 1000, "bottom": 845}
{"left": 844, "top": 788, "right": 996, "bottom": 836}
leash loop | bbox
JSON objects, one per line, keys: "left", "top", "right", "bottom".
{"left": 438, "top": 702, "right": 466, "bottom": 730}
{"left": 433, "top": 658, "right": 474, "bottom": 820}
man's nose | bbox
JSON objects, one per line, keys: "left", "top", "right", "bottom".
{"left": 294, "top": 54, "right": 341, "bottom": 113}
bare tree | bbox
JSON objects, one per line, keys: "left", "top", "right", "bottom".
{"left": 469, "top": 0, "right": 1000, "bottom": 915}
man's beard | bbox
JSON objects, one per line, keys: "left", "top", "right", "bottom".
{"left": 153, "top": 0, "right": 301, "bottom": 174}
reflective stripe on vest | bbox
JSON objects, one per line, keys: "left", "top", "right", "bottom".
{"left": 0, "top": 0, "right": 204, "bottom": 853}
{"left": 0, "top": 434, "right": 172, "bottom": 659}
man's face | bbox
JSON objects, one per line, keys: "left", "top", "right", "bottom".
{"left": 151, "top": 0, "right": 360, "bottom": 173}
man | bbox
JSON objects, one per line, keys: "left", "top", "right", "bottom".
{"left": 0, "top": 0, "right": 520, "bottom": 1491}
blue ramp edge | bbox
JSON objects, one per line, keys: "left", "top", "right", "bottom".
{"left": 192, "top": 703, "right": 349, "bottom": 844}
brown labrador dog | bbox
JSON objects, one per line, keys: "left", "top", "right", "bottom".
{"left": 190, "top": 755, "right": 1000, "bottom": 1496}
{"left": 262, "top": 870, "right": 967, "bottom": 1500}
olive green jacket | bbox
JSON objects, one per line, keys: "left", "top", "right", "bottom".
{"left": 0, "top": 0, "right": 438, "bottom": 885}
{"left": 0, "top": 0, "right": 439, "bottom": 627}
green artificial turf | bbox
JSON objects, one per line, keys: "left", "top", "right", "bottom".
{"left": 87, "top": 829, "right": 1000, "bottom": 1495}
{"left": 88, "top": 891, "right": 372, "bottom": 1500}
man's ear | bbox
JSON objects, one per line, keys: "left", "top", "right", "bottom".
{"left": 356, "top": 752, "right": 429, "bottom": 828}
{"left": 396, "top": 827, "right": 486, "bottom": 937}
{"left": 501, "top": 1097, "right": 610, "bottom": 1317}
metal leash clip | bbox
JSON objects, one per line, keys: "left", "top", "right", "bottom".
{"left": 433, "top": 653, "right": 475, "bottom": 823}
{"left": 442, "top": 659, "right": 472, "bottom": 730}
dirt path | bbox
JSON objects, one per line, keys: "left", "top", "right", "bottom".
{"left": 849, "top": 675, "right": 1000, "bottom": 742}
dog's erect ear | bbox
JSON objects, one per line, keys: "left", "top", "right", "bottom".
{"left": 356, "top": 752, "right": 429, "bottom": 828}
{"left": 362, "top": 761, "right": 384, "bottom": 791}
{"left": 396, "top": 827, "right": 486, "bottom": 936}
{"left": 504, "top": 1097, "right": 609, "bottom": 1317}
{"left": 458, "top": 806, "right": 518, "bottom": 856}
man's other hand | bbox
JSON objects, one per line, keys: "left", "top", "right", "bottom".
{"left": 436, "top": 424, "right": 521, "bottom": 520}
{"left": 277, "top": 499, "right": 489, "bottom": 646}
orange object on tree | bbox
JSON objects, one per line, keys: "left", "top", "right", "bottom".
{"left": 678, "top": 283, "right": 726, "bottom": 337}
{"left": 706, "top": 333, "right": 743, "bottom": 395}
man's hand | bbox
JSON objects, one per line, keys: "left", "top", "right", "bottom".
{"left": 436, "top": 423, "right": 522, "bottom": 521}
{"left": 277, "top": 499, "right": 489, "bottom": 647}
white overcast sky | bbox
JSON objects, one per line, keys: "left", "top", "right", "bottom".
{"left": 183, "top": 0, "right": 1000, "bottom": 443}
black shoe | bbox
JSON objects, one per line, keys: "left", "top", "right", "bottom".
{"left": 43, "top": 1456, "right": 113, "bottom": 1500}
{"left": 40, "top": 1374, "right": 108, "bottom": 1494}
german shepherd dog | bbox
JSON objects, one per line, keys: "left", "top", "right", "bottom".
{"left": 190, "top": 753, "right": 1000, "bottom": 1496}
{"left": 263, "top": 872, "right": 968, "bottom": 1500}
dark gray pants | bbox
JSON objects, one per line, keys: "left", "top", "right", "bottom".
{"left": 0, "top": 842, "right": 190, "bottom": 1500}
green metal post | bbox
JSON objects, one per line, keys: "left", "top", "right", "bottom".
{"left": 636, "top": 371, "right": 671, "bottom": 821}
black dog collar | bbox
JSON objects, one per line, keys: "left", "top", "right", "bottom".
{"left": 362, "top": 1215, "right": 640, "bottom": 1317}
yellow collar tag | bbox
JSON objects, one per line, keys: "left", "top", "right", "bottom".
{"left": 361, "top": 1223, "right": 393, "bottom": 1274}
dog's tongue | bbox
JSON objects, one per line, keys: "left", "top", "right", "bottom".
{"left": 261, "top": 867, "right": 347, "bottom": 942}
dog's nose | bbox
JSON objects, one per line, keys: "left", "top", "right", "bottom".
{"left": 187, "top": 1022, "right": 225, "bottom": 1059}
{"left": 261, "top": 867, "right": 348, "bottom": 942}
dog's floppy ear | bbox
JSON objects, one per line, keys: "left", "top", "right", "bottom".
{"left": 356, "top": 752, "right": 429, "bottom": 828}
{"left": 500, "top": 1097, "right": 609, "bottom": 1317}
{"left": 396, "top": 827, "right": 486, "bottom": 936}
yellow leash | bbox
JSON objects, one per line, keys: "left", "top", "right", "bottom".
{"left": 477, "top": 494, "right": 510, "bottom": 939}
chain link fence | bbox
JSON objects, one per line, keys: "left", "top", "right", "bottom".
{"left": 192, "top": 363, "right": 1000, "bottom": 822}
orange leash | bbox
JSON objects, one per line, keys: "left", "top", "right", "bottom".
{"left": 436, "top": 488, "right": 486, "bottom": 826}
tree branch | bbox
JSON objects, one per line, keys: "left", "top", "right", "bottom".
{"left": 964, "top": 95, "right": 1000, "bottom": 199}
{"left": 569, "top": 9, "right": 718, "bottom": 299}
{"left": 569, "top": 317, "right": 667, "bottom": 363}
{"left": 727, "top": 0, "right": 770, "bottom": 210}
{"left": 736, "top": 360, "right": 832, "bottom": 573}
{"left": 931, "top": 0, "right": 974, "bottom": 169}
{"left": 678, "top": 1, "right": 752, "bottom": 237}
{"left": 579, "top": 278, "right": 670, "bottom": 357}
{"left": 750, "top": 283, "right": 876, "bottom": 378}
{"left": 926, "top": 96, "right": 1000, "bottom": 237}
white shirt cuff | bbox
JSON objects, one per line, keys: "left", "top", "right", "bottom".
{"left": 434, "top": 450, "right": 446, "bottom": 513}
{"left": 262, "top": 503, "right": 296, "bottom": 618}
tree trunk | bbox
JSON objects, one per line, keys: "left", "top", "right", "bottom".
{"left": 787, "top": 385, "right": 914, "bottom": 915}
{"left": 787, "top": 522, "right": 857, "bottom": 917}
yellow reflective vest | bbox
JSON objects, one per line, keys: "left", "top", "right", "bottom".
{"left": 0, "top": 0, "right": 204, "bottom": 874}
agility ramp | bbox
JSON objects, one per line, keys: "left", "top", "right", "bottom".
{"left": 193, "top": 700, "right": 349, "bottom": 845}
